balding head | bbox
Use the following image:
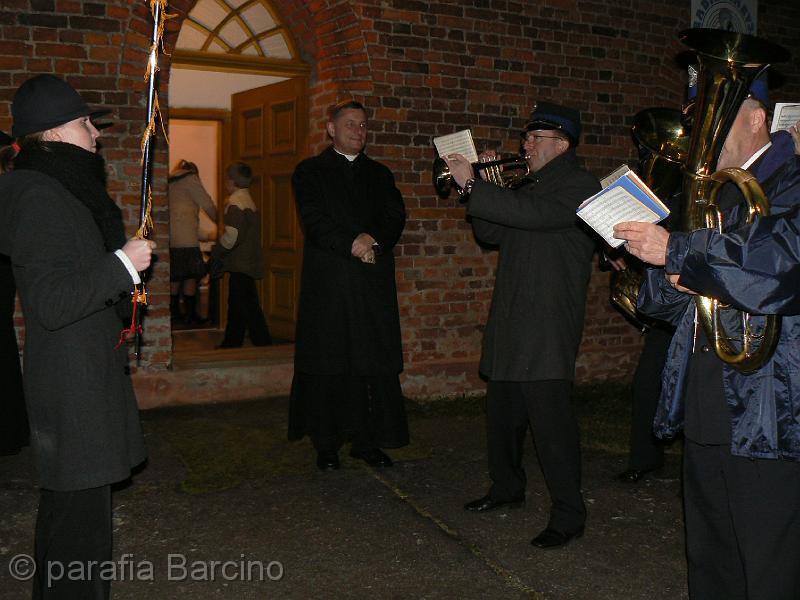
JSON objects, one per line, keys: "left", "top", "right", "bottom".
{"left": 716, "top": 98, "right": 771, "bottom": 170}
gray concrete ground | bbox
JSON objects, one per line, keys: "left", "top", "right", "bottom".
{"left": 0, "top": 397, "right": 688, "bottom": 599}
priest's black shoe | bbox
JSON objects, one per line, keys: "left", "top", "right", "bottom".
{"left": 530, "top": 526, "right": 584, "bottom": 549}
{"left": 616, "top": 466, "right": 659, "bottom": 483}
{"left": 349, "top": 448, "right": 393, "bottom": 468}
{"left": 464, "top": 494, "right": 524, "bottom": 513}
{"left": 316, "top": 451, "right": 340, "bottom": 471}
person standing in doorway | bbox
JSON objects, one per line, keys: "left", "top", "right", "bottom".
{"left": 168, "top": 159, "right": 217, "bottom": 326}
{"left": 288, "top": 100, "right": 408, "bottom": 470}
{"left": 213, "top": 161, "right": 272, "bottom": 348}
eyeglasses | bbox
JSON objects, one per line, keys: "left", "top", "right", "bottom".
{"left": 524, "top": 133, "right": 565, "bottom": 144}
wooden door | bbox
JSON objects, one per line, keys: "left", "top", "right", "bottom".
{"left": 231, "top": 78, "right": 307, "bottom": 341}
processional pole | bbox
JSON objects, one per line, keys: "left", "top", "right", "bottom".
{"left": 130, "top": 0, "right": 169, "bottom": 362}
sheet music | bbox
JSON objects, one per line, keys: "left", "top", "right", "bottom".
{"left": 770, "top": 103, "right": 800, "bottom": 133}
{"left": 433, "top": 130, "right": 479, "bottom": 163}
{"left": 578, "top": 186, "right": 660, "bottom": 248}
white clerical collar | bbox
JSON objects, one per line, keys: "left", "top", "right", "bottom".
{"left": 333, "top": 147, "right": 359, "bottom": 162}
{"left": 741, "top": 141, "right": 772, "bottom": 170}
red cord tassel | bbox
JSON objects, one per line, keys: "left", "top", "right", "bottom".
{"left": 115, "top": 288, "right": 145, "bottom": 349}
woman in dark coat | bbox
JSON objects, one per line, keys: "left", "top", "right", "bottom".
{"left": 289, "top": 100, "right": 408, "bottom": 471}
{"left": 0, "top": 74, "right": 154, "bottom": 600}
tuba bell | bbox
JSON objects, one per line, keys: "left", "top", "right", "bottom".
{"left": 610, "top": 107, "right": 689, "bottom": 329}
{"left": 678, "top": 28, "right": 790, "bottom": 372}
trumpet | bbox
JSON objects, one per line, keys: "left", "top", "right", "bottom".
{"left": 432, "top": 154, "right": 530, "bottom": 197}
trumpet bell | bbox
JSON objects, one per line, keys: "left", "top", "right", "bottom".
{"left": 432, "top": 157, "right": 453, "bottom": 198}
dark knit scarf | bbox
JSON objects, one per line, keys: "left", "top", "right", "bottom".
{"left": 14, "top": 141, "right": 126, "bottom": 251}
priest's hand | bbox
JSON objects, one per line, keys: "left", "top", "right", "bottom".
{"left": 352, "top": 233, "right": 376, "bottom": 258}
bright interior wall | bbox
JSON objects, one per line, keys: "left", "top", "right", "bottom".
{"left": 169, "top": 119, "right": 220, "bottom": 239}
{"left": 169, "top": 68, "right": 286, "bottom": 110}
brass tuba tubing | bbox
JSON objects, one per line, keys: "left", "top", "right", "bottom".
{"left": 432, "top": 155, "right": 530, "bottom": 197}
{"left": 679, "top": 28, "right": 789, "bottom": 372}
{"left": 610, "top": 107, "right": 690, "bottom": 331}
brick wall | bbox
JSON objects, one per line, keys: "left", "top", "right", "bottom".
{"left": 2, "top": 0, "right": 800, "bottom": 400}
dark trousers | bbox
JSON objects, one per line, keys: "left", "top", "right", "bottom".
{"left": 486, "top": 379, "right": 585, "bottom": 533}
{"left": 221, "top": 272, "right": 271, "bottom": 347}
{"left": 683, "top": 441, "right": 800, "bottom": 600}
{"left": 626, "top": 326, "right": 673, "bottom": 470}
{"left": 33, "top": 486, "right": 112, "bottom": 600}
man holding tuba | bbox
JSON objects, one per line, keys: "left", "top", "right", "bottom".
{"left": 446, "top": 102, "right": 600, "bottom": 549}
{"left": 615, "top": 79, "right": 800, "bottom": 599}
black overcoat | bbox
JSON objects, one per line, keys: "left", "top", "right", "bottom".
{"left": 0, "top": 170, "right": 146, "bottom": 491}
{"left": 467, "top": 150, "right": 600, "bottom": 382}
{"left": 292, "top": 146, "right": 406, "bottom": 376}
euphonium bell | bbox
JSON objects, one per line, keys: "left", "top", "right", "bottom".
{"left": 679, "top": 28, "right": 789, "bottom": 372}
{"left": 610, "top": 108, "right": 689, "bottom": 330}
{"left": 432, "top": 155, "right": 530, "bottom": 198}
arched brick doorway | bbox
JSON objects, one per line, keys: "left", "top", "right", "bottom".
{"left": 120, "top": 0, "right": 376, "bottom": 365}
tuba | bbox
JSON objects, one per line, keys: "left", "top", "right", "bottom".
{"left": 678, "top": 28, "right": 789, "bottom": 372}
{"left": 610, "top": 108, "right": 689, "bottom": 329}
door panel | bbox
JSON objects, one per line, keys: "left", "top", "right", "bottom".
{"left": 231, "top": 78, "right": 307, "bottom": 341}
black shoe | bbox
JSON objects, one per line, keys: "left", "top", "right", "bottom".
{"left": 616, "top": 466, "right": 660, "bottom": 483}
{"left": 316, "top": 452, "right": 340, "bottom": 471}
{"left": 349, "top": 448, "right": 393, "bottom": 467}
{"left": 464, "top": 494, "right": 524, "bottom": 513}
{"left": 530, "top": 526, "right": 584, "bottom": 549}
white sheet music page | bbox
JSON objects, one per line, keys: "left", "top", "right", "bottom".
{"left": 578, "top": 187, "right": 660, "bottom": 248}
{"left": 433, "top": 130, "right": 479, "bottom": 163}
{"left": 770, "top": 103, "right": 800, "bottom": 133}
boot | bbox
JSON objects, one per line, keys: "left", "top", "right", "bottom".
{"left": 183, "top": 295, "right": 206, "bottom": 326}
{"left": 170, "top": 294, "right": 181, "bottom": 322}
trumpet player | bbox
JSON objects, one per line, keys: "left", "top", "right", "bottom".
{"left": 615, "top": 89, "right": 800, "bottom": 599}
{"left": 446, "top": 101, "right": 600, "bottom": 549}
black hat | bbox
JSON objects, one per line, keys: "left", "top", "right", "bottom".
{"left": 524, "top": 101, "right": 582, "bottom": 145}
{"left": 11, "top": 74, "right": 110, "bottom": 137}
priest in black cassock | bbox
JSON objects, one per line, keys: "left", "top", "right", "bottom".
{"left": 288, "top": 100, "right": 408, "bottom": 471}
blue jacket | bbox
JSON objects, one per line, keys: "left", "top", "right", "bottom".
{"left": 638, "top": 133, "right": 800, "bottom": 460}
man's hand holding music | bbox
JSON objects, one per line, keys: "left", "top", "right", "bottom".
{"left": 613, "top": 222, "right": 669, "bottom": 266}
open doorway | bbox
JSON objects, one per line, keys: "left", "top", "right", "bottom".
{"left": 168, "top": 72, "right": 306, "bottom": 357}
{"left": 167, "top": 0, "right": 310, "bottom": 361}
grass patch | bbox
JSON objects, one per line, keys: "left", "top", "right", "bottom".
{"left": 574, "top": 381, "right": 632, "bottom": 454}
